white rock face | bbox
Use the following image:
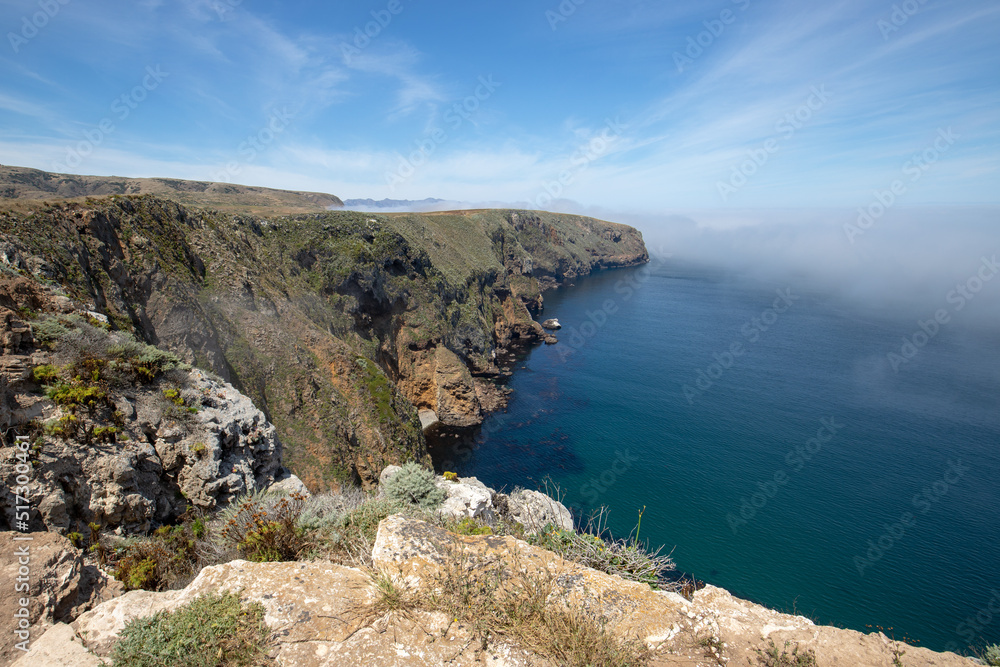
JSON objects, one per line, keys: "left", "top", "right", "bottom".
{"left": 436, "top": 476, "right": 494, "bottom": 521}
{"left": 0, "top": 368, "right": 284, "bottom": 535}
{"left": 266, "top": 473, "right": 311, "bottom": 498}
{"left": 507, "top": 489, "right": 574, "bottom": 533}
{"left": 375, "top": 465, "right": 572, "bottom": 533}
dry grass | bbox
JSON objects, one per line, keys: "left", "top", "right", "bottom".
{"left": 360, "top": 540, "right": 650, "bottom": 667}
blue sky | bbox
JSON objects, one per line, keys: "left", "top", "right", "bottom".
{"left": 1, "top": 0, "right": 998, "bottom": 210}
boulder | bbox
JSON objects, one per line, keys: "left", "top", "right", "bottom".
{"left": 0, "top": 532, "right": 120, "bottom": 666}
{"left": 378, "top": 464, "right": 402, "bottom": 487}
{"left": 417, "top": 409, "right": 439, "bottom": 432}
{"left": 506, "top": 489, "right": 573, "bottom": 533}
{"left": 540, "top": 318, "right": 561, "bottom": 330}
{"left": 543, "top": 335, "right": 558, "bottom": 345}
{"left": 436, "top": 476, "right": 494, "bottom": 521}
{"left": 266, "top": 472, "right": 311, "bottom": 498}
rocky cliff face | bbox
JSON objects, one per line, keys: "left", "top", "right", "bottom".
{"left": 0, "top": 275, "right": 284, "bottom": 535}
{"left": 0, "top": 195, "right": 648, "bottom": 490}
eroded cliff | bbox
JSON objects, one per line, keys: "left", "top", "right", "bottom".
{"left": 0, "top": 195, "right": 647, "bottom": 490}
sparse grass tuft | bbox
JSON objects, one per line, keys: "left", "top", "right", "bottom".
{"left": 528, "top": 524, "right": 674, "bottom": 589}
{"left": 754, "top": 639, "right": 817, "bottom": 666}
{"left": 421, "top": 545, "right": 649, "bottom": 666}
{"left": 110, "top": 591, "right": 272, "bottom": 667}
{"left": 982, "top": 644, "right": 1000, "bottom": 666}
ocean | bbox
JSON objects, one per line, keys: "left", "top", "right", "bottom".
{"left": 431, "top": 257, "right": 1000, "bottom": 654}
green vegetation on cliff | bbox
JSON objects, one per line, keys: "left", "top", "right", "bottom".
{"left": 0, "top": 190, "right": 647, "bottom": 490}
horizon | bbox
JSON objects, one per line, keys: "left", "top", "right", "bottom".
{"left": 1, "top": 0, "right": 998, "bottom": 213}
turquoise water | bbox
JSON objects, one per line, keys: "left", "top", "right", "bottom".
{"left": 432, "top": 260, "right": 1000, "bottom": 654}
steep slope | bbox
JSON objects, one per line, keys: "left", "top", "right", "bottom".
{"left": 0, "top": 193, "right": 647, "bottom": 491}
{"left": 0, "top": 165, "right": 342, "bottom": 214}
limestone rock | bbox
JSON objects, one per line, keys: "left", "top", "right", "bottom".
{"left": 0, "top": 532, "right": 120, "bottom": 666}
{"left": 9, "top": 623, "right": 104, "bottom": 667}
{"left": 436, "top": 476, "right": 494, "bottom": 521}
{"left": 0, "top": 368, "right": 283, "bottom": 535}
{"left": 540, "top": 318, "right": 561, "bottom": 330}
{"left": 266, "top": 472, "right": 311, "bottom": 498}
{"left": 371, "top": 515, "right": 976, "bottom": 667}
{"left": 70, "top": 558, "right": 540, "bottom": 666}
{"left": 506, "top": 489, "right": 574, "bottom": 533}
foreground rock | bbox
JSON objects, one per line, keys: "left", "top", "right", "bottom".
{"left": 0, "top": 532, "right": 120, "bottom": 666}
{"left": 27, "top": 515, "right": 974, "bottom": 667}
{"left": 541, "top": 318, "right": 561, "bottom": 330}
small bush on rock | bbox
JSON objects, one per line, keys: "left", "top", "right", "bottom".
{"left": 111, "top": 591, "right": 271, "bottom": 667}
{"left": 983, "top": 644, "right": 1000, "bottom": 666}
{"left": 111, "top": 518, "right": 218, "bottom": 591}
{"left": 220, "top": 492, "right": 306, "bottom": 562}
{"left": 381, "top": 462, "right": 445, "bottom": 510}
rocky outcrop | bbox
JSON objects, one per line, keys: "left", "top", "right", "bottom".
{"left": 0, "top": 364, "right": 283, "bottom": 535}
{"left": 0, "top": 532, "right": 120, "bottom": 666}
{"left": 541, "top": 318, "right": 561, "bottom": 330}
{"left": 379, "top": 465, "right": 573, "bottom": 533}
{"left": 0, "top": 193, "right": 648, "bottom": 490}
{"left": 24, "top": 515, "right": 973, "bottom": 667}
{"left": 0, "top": 278, "right": 284, "bottom": 535}
{"left": 507, "top": 488, "right": 574, "bottom": 532}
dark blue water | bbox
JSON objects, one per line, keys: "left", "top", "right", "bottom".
{"left": 435, "top": 260, "right": 1000, "bottom": 654}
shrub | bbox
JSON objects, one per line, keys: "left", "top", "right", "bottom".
{"left": 110, "top": 591, "right": 271, "bottom": 667}
{"left": 46, "top": 382, "right": 106, "bottom": 411}
{"left": 31, "top": 364, "right": 61, "bottom": 385}
{"left": 447, "top": 517, "right": 493, "bottom": 536}
{"left": 381, "top": 463, "right": 445, "bottom": 510}
{"left": 112, "top": 521, "right": 207, "bottom": 591}
{"left": 529, "top": 526, "right": 675, "bottom": 589}
{"left": 984, "top": 645, "right": 1000, "bottom": 666}
{"left": 32, "top": 314, "right": 184, "bottom": 383}
{"left": 220, "top": 493, "right": 305, "bottom": 562}
{"left": 443, "top": 471, "right": 459, "bottom": 481}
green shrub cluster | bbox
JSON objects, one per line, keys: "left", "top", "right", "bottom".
{"left": 110, "top": 591, "right": 271, "bottom": 667}
{"left": 31, "top": 314, "right": 184, "bottom": 383}
{"left": 113, "top": 521, "right": 206, "bottom": 591}
{"left": 984, "top": 644, "right": 1000, "bottom": 666}
{"left": 381, "top": 463, "right": 445, "bottom": 510}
